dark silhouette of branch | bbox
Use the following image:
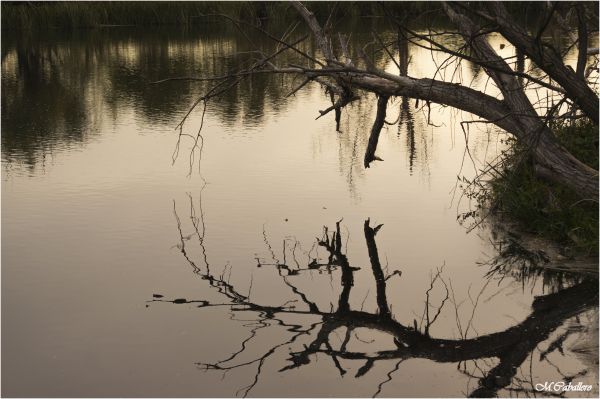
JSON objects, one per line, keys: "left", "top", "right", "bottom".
{"left": 161, "top": 2, "right": 598, "bottom": 198}
{"left": 364, "top": 95, "right": 389, "bottom": 168}
{"left": 156, "top": 205, "right": 598, "bottom": 397}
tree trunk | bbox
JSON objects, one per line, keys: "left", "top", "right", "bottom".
{"left": 292, "top": 3, "right": 600, "bottom": 197}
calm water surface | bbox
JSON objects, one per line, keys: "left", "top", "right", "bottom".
{"left": 2, "top": 24, "right": 597, "bottom": 397}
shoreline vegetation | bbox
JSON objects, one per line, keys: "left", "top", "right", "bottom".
{"left": 2, "top": 2, "right": 424, "bottom": 30}
{"left": 1, "top": 2, "right": 546, "bottom": 31}
{"left": 479, "top": 120, "right": 599, "bottom": 257}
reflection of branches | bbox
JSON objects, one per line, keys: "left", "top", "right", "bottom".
{"left": 464, "top": 279, "right": 490, "bottom": 339}
{"left": 188, "top": 188, "right": 209, "bottom": 272}
{"left": 163, "top": 27, "right": 310, "bottom": 174}
{"left": 373, "top": 359, "right": 404, "bottom": 398}
{"left": 539, "top": 325, "right": 582, "bottom": 361}
{"left": 173, "top": 200, "right": 248, "bottom": 305}
{"left": 421, "top": 265, "right": 449, "bottom": 336}
{"left": 160, "top": 209, "right": 597, "bottom": 397}
{"left": 205, "top": 321, "right": 321, "bottom": 398}
{"left": 482, "top": 230, "right": 595, "bottom": 290}
{"left": 364, "top": 219, "right": 390, "bottom": 317}
{"left": 392, "top": 32, "right": 423, "bottom": 176}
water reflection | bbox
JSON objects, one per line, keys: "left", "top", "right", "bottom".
{"left": 396, "top": 32, "right": 419, "bottom": 175}
{"left": 1, "top": 34, "right": 93, "bottom": 169}
{"left": 482, "top": 227, "right": 598, "bottom": 295}
{"left": 4, "top": 22, "right": 597, "bottom": 397}
{"left": 157, "top": 196, "right": 598, "bottom": 398}
{"left": 2, "top": 21, "right": 442, "bottom": 183}
{"left": 1, "top": 25, "right": 317, "bottom": 170}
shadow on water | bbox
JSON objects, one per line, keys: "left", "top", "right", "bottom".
{"left": 151, "top": 192, "right": 598, "bottom": 398}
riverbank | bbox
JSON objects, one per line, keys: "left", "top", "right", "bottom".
{"left": 487, "top": 120, "right": 598, "bottom": 256}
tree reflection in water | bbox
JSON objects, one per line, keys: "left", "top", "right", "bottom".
{"left": 154, "top": 194, "right": 597, "bottom": 398}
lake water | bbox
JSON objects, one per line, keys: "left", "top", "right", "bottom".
{"left": 2, "top": 22, "right": 597, "bottom": 397}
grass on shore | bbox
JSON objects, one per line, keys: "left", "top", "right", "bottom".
{"left": 488, "top": 120, "right": 598, "bottom": 256}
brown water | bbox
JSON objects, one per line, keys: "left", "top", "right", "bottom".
{"left": 2, "top": 23, "right": 597, "bottom": 397}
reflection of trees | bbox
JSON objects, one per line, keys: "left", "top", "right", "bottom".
{"left": 396, "top": 33, "right": 420, "bottom": 175}
{"left": 1, "top": 32, "right": 92, "bottom": 168}
{"left": 104, "top": 26, "right": 311, "bottom": 126}
{"left": 3, "top": 19, "right": 438, "bottom": 180}
{"left": 1, "top": 24, "right": 314, "bottom": 168}
{"left": 157, "top": 197, "right": 598, "bottom": 398}
{"left": 484, "top": 231, "right": 596, "bottom": 285}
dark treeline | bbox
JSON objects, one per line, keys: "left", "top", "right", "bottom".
{"left": 1, "top": 1, "right": 550, "bottom": 31}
